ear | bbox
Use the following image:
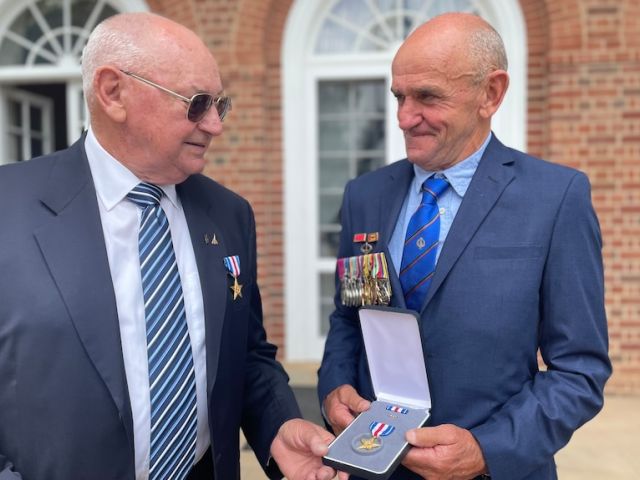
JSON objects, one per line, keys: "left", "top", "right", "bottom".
{"left": 478, "top": 70, "right": 509, "bottom": 119}
{"left": 93, "top": 66, "right": 127, "bottom": 123}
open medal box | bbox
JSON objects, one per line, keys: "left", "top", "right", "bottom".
{"left": 323, "top": 306, "right": 432, "bottom": 480}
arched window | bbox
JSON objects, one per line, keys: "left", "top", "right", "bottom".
{"left": 283, "top": 0, "right": 527, "bottom": 360}
{"left": 0, "top": 0, "right": 148, "bottom": 164}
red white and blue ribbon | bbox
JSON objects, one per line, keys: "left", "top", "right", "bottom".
{"left": 223, "top": 255, "right": 241, "bottom": 277}
{"left": 369, "top": 421, "right": 395, "bottom": 437}
{"left": 386, "top": 405, "right": 408, "bottom": 414}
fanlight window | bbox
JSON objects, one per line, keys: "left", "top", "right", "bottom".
{"left": 0, "top": 0, "right": 118, "bottom": 67}
{"left": 315, "top": 0, "right": 478, "bottom": 54}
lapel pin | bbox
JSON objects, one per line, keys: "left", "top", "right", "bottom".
{"left": 204, "top": 233, "right": 219, "bottom": 246}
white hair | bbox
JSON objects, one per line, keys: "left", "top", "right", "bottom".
{"left": 81, "top": 13, "right": 159, "bottom": 107}
{"left": 468, "top": 23, "right": 508, "bottom": 84}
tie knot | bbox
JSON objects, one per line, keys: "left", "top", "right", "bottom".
{"left": 422, "top": 177, "right": 449, "bottom": 200}
{"left": 127, "top": 182, "right": 163, "bottom": 208}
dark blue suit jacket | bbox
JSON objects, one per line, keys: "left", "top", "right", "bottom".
{"left": 318, "top": 136, "right": 611, "bottom": 480}
{"left": 0, "top": 139, "right": 300, "bottom": 479}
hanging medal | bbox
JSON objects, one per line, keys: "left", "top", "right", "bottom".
{"left": 372, "top": 252, "right": 391, "bottom": 305}
{"left": 351, "top": 421, "right": 395, "bottom": 454}
{"left": 223, "top": 255, "right": 243, "bottom": 300}
{"left": 362, "top": 254, "right": 375, "bottom": 306}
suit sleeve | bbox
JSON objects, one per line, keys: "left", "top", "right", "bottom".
{"left": 317, "top": 180, "right": 366, "bottom": 405}
{"left": 238, "top": 202, "right": 302, "bottom": 478}
{"left": 470, "top": 171, "right": 612, "bottom": 479}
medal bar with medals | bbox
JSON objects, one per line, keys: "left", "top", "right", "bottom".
{"left": 337, "top": 232, "right": 392, "bottom": 307}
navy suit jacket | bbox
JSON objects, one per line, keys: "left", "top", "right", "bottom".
{"left": 318, "top": 136, "right": 611, "bottom": 480}
{"left": 0, "top": 139, "right": 300, "bottom": 479}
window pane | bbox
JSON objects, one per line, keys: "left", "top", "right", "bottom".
{"left": 354, "top": 82, "right": 385, "bottom": 115}
{"left": 97, "top": 4, "right": 118, "bottom": 23}
{"left": 319, "top": 273, "right": 336, "bottom": 335}
{"left": 355, "top": 119, "right": 385, "bottom": 150}
{"left": 319, "top": 120, "right": 350, "bottom": 151}
{"left": 9, "top": 10, "right": 43, "bottom": 43}
{"left": 315, "top": 19, "right": 357, "bottom": 53}
{"left": 319, "top": 192, "right": 342, "bottom": 224}
{"left": 319, "top": 82, "right": 349, "bottom": 114}
{"left": 0, "top": 37, "right": 28, "bottom": 65}
{"left": 374, "top": 0, "right": 396, "bottom": 13}
{"left": 317, "top": 79, "right": 386, "bottom": 262}
{"left": 8, "top": 133, "right": 23, "bottom": 162}
{"left": 37, "top": 0, "right": 63, "bottom": 30}
{"left": 331, "top": 0, "right": 374, "bottom": 27}
{"left": 71, "top": 0, "right": 99, "bottom": 27}
{"left": 320, "top": 229, "right": 341, "bottom": 258}
{"left": 31, "top": 138, "right": 43, "bottom": 157}
{"left": 8, "top": 100, "right": 22, "bottom": 127}
{"left": 30, "top": 106, "right": 43, "bottom": 132}
{"left": 319, "top": 156, "right": 350, "bottom": 190}
{"left": 357, "top": 156, "right": 384, "bottom": 177}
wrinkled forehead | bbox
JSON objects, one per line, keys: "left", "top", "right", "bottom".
{"left": 147, "top": 33, "right": 223, "bottom": 90}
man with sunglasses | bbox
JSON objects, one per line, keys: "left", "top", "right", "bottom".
{"left": 0, "top": 12, "right": 339, "bottom": 480}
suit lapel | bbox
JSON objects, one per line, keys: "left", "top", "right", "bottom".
{"left": 378, "top": 161, "right": 414, "bottom": 308}
{"left": 33, "top": 141, "right": 134, "bottom": 450}
{"left": 178, "top": 183, "right": 228, "bottom": 399}
{"left": 421, "top": 138, "right": 515, "bottom": 312}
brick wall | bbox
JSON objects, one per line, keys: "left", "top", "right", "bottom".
{"left": 148, "top": 0, "right": 640, "bottom": 394}
{"left": 520, "top": 0, "right": 640, "bottom": 394}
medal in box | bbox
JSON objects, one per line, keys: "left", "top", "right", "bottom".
{"left": 323, "top": 307, "right": 432, "bottom": 480}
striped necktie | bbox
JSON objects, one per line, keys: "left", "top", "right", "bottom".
{"left": 400, "top": 176, "right": 449, "bottom": 311}
{"left": 127, "top": 183, "right": 197, "bottom": 480}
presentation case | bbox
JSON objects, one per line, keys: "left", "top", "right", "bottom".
{"left": 323, "top": 307, "right": 432, "bottom": 480}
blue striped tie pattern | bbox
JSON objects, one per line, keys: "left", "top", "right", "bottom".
{"left": 127, "top": 183, "right": 197, "bottom": 480}
{"left": 400, "top": 177, "right": 449, "bottom": 311}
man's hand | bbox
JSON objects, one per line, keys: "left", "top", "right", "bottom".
{"left": 402, "top": 424, "right": 488, "bottom": 480}
{"left": 270, "top": 418, "right": 342, "bottom": 480}
{"left": 323, "top": 384, "right": 371, "bottom": 435}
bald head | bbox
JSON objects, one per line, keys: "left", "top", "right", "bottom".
{"left": 390, "top": 12, "right": 509, "bottom": 170}
{"left": 394, "top": 12, "right": 507, "bottom": 85}
{"left": 82, "top": 13, "right": 216, "bottom": 109}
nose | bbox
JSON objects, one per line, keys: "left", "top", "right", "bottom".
{"left": 197, "top": 107, "right": 224, "bottom": 136}
{"left": 397, "top": 97, "right": 422, "bottom": 132}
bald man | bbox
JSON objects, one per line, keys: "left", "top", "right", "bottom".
{"left": 0, "top": 12, "right": 337, "bottom": 480}
{"left": 318, "top": 13, "right": 610, "bottom": 480}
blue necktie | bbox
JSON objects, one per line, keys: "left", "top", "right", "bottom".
{"left": 128, "top": 183, "right": 197, "bottom": 480}
{"left": 400, "top": 177, "right": 449, "bottom": 311}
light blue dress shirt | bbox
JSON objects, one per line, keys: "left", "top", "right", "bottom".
{"left": 388, "top": 133, "right": 492, "bottom": 276}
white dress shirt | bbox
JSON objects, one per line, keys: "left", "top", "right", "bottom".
{"left": 85, "top": 128, "right": 210, "bottom": 480}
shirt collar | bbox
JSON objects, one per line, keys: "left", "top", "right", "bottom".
{"left": 84, "top": 127, "right": 179, "bottom": 211}
{"left": 411, "top": 132, "right": 492, "bottom": 197}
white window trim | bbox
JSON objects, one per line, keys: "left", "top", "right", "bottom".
{"left": 2, "top": 87, "right": 53, "bottom": 163}
{"left": 0, "top": 0, "right": 149, "bottom": 84}
{"left": 284, "top": 0, "right": 527, "bottom": 361}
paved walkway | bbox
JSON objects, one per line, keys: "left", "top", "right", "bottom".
{"left": 240, "top": 363, "right": 640, "bottom": 479}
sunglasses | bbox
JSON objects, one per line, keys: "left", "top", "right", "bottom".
{"left": 120, "top": 70, "right": 231, "bottom": 122}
